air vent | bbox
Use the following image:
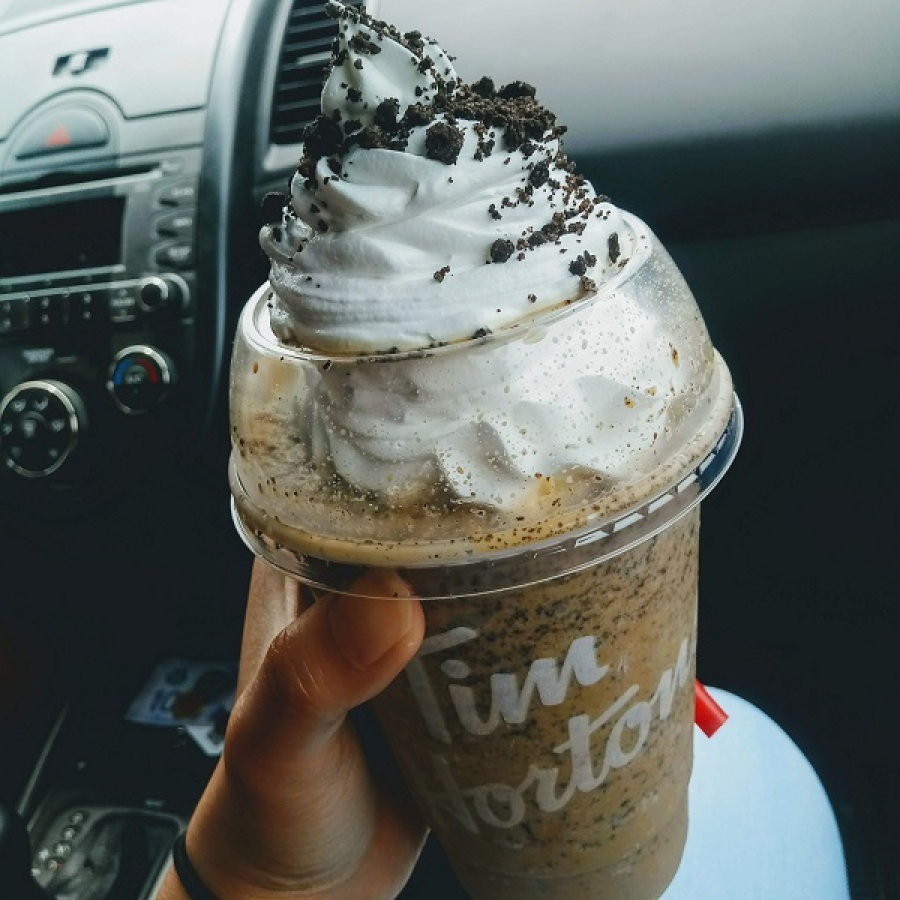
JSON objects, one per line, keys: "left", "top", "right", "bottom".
{"left": 269, "top": 0, "right": 365, "bottom": 146}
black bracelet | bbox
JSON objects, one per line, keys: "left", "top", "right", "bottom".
{"left": 172, "top": 831, "right": 220, "bottom": 900}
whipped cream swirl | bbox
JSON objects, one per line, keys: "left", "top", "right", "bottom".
{"left": 252, "top": 2, "right": 718, "bottom": 510}
{"left": 261, "top": 1, "right": 633, "bottom": 353}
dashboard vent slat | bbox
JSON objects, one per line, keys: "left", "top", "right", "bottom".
{"left": 269, "top": 0, "right": 365, "bottom": 146}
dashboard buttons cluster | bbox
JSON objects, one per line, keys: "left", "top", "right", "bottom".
{"left": 0, "top": 273, "right": 188, "bottom": 335}
{"left": 0, "top": 380, "right": 85, "bottom": 477}
{"left": 154, "top": 178, "right": 197, "bottom": 272}
{"left": 0, "top": 345, "right": 178, "bottom": 478}
{"left": 0, "top": 296, "right": 29, "bottom": 335}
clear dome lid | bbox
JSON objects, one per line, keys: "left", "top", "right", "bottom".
{"left": 228, "top": 220, "right": 741, "bottom": 596}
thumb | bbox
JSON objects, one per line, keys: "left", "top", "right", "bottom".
{"left": 226, "top": 568, "right": 424, "bottom": 779}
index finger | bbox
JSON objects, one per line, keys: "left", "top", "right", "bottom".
{"left": 237, "top": 558, "right": 304, "bottom": 695}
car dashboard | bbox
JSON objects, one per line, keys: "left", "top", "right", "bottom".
{"left": 0, "top": 1, "right": 898, "bottom": 897}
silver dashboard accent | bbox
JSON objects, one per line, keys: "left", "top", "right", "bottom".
{"left": 0, "top": 379, "right": 85, "bottom": 477}
{"left": 53, "top": 46, "right": 110, "bottom": 76}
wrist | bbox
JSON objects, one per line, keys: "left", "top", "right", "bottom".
{"left": 172, "top": 831, "right": 221, "bottom": 900}
{"left": 171, "top": 769, "right": 310, "bottom": 900}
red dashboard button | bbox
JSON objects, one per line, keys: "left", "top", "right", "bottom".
{"left": 14, "top": 107, "right": 110, "bottom": 160}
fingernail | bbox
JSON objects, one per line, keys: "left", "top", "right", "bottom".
{"left": 327, "top": 572, "right": 417, "bottom": 670}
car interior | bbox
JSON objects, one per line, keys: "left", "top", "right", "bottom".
{"left": 0, "top": 1, "right": 898, "bottom": 897}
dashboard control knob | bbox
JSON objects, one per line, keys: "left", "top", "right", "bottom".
{"left": 137, "top": 274, "right": 186, "bottom": 313}
{"left": 0, "top": 380, "right": 87, "bottom": 478}
{"left": 107, "top": 345, "right": 176, "bottom": 414}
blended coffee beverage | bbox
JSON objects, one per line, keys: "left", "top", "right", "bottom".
{"left": 228, "top": 3, "right": 742, "bottom": 898}
{"left": 376, "top": 509, "right": 699, "bottom": 900}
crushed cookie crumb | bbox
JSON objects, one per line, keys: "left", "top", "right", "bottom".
{"left": 302, "top": 116, "right": 343, "bottom": 158}
{"left": 608, "top": 232, "right": 621, "bottom": 263}
{"left": 374, "top": 97, "right": 400, "bottom": 129}
{"left": 425, "top": 120, "right": 465, "bottom": 164}
{"left": 489, "top": 238, "right": 515, "bottom": 263}
{"left": 498, "top": 80, "right": 537, "bottom": 100}
{"left": 568, "top": 250, "right": 597, "bottom": 275}
{"left": 357, "top": 124, "right": 387, "bottom": 148}
{"left": 528, "top": 160, "right": 550, "bottom": 187}
{"left": 349, "top": 31, "right": 382, "bottom": 55}
{"left": 472, "top": 76, "right": 495, "bottom": 97}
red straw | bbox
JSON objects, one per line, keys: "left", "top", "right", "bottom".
{"left": 694, "top": 680, "right": 728, "bottom": 737}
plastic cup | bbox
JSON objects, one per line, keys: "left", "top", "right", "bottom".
{"left": 228, "top": 223, "right": 742, "bottom": 899}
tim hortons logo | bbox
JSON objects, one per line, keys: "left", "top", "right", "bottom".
{"left": 402, "top": 627, "right": 692, "bottom": 834}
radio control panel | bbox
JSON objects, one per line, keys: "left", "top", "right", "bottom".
{"left": 0, "top": 0, "right": 276, "bottom": 511}
{"left": 0, "top": 0, "right": 227, "bottom": 503}
{"left": 0, "top": 142, "right": 203, "bottom": 498}
{"left": 0, "top": 271, "right": 192, "bottom": 333}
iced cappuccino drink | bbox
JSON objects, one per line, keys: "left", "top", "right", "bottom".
{"left": 229, "top": 4, "right": 741, "bottom": 898}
